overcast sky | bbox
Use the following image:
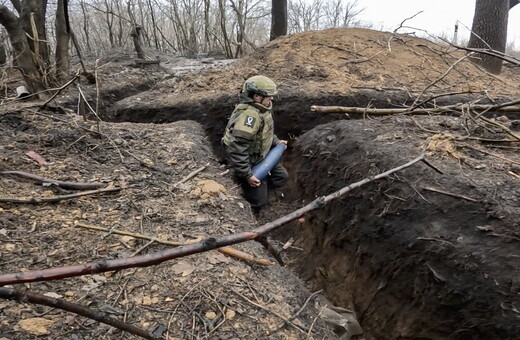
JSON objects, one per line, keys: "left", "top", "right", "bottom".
{"left": 354, "top": 0, "right": 520, "bottom": 48}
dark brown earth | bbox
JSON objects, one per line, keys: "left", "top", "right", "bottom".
{"left": 0, "top": 113, "right": 335, "bottom": 340}
{"left": 1, "top": 27, "right": 520, "bottom": 340}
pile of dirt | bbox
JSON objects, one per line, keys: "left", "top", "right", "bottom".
{"left": 0, "top": 112, "right": 335, "bottom": 339}
{"left": 152, "top": 28, "right": 520, "bottom": 102}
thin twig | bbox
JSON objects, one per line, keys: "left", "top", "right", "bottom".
{"left": 39, "top": 74, "right": 80, "bottom": 109}
{"left": 269, "top": 290, "right": 323, "bottom": 334}
{"left": 0, "top": 287, "right": 160, "bottom": 340}
{"left": 393, "top": 11, "right": 424, "bottom": 33}
{"left": 0, "top": 186, "right": 123, "bottom": 204}
{"left": 421, "top": 186, "right": 479, "bottom": 203}
{"left": 231, "top": 288, "right": 308, "bottom": 334}
{"left": 462, "top": 144, "right": 520, "bottom": 166}
{"left": 412, "top": 53, "right": 474, "bottom": 106}
{"left": 131, "top": 239, "right": 155, "bottom": 257}
{"left": 175, "top": 163, "right": 210, "bottom": 186}
{"left": 1, "top": 170, "right": 105, "bottom": 190}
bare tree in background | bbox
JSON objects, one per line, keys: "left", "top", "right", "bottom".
{"left": 468, "top": 0, "right": 519, "bottom": 74}
{"left": 270, "top": 0, "right": 287, "bottom": 41}
{"left": 55, "top": 0, "right": 71, "bottom": 82}
{"left": 0, "top": 4, "right": 46, "bottom": 93}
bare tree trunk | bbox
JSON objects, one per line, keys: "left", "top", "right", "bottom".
{"left": 0, "top": 35, "right": 6, "bottom": 65}
{"left": 114, "top": 0, "right": 124, "bottom": 47}
{"left": 103, "top": 0, "right": 115, "bottom": 48}
{"left": 55, "top": 0, "right": 70, "bottom": 83}
{"left": 218, "top": 0, "right": 233, "bottom": 58}
{"left": 128, "top": 2, "right": 145, "bottom": 59}
{"left": 270, "top": 0, "right": 287, "bottom": 41}
{"left": 147, "top": 0, "right": 160, "bottom": 50}
{"left": 468, "top": 0, "right": 509, "bottom": 74}
{"left": 204, "top": 0, "right": 211, "bottom": 51}
{"left": 79, "top": 0, "right": 91, "bottom": 52}
{"left": 19, "top": 0, "right": 49, "bottom": 65}
{"left": 0, "top": 5, "right": 45, "bottom": 93}
{"left": 511, "top": 0, "right": 519, "bottom": 9}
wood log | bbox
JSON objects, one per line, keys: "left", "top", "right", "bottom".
{"left": 310, "top": 104, "right": 520, "bottom": 115}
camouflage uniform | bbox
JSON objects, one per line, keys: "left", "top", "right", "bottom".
{"left": 222, "top": 76, "right": 288, "bottom": 212}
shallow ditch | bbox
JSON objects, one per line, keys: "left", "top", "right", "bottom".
{"left": 105, "top": 90, "right": 520, "bottom": 340}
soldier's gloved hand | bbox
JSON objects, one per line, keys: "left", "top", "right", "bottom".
{"left": 247, "top": 175, "right": 261, "bottom": 187}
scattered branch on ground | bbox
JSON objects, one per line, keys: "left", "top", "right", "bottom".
{"left": 1, "top": 170, "right": 105, "bottom": 190}
{"left": 0, "top": 287, "right": 160, "bottom": 340}
{"left": 269, "top": 290, "right": 323, "bottom": 334}
{"left": 75, "top": 222, "right": 274, "bottom": 266}
{"left": 175, "top": 163, "right": 210, "bottom": 186}
{"left": 310, "top": 103, "right": 520, "bottom": 115}
{"left": 0, "top": 186, "right": 124, "bottom": 204}
{"left": 39, "top": 74, "right": 80, "bottom": 109}
{"left": 421, "top": 186, "right": 479, "bottom": 203}
{"left": 231, "top": 288, "right": 308, "bottom": 335}
{"left": 0, "top": 154, "right": 426, "bottom": 285}
{"left": 462, "top": 144, "right": 520, "bottom": 166}
{"left": 412, "top": 53, "right": 474, "bottom": 106}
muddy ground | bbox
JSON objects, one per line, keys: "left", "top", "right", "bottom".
{"left": 1, "top": 28, "right": 520, "bottom": 339}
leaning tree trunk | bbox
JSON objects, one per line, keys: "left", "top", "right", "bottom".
{"left": 468, "top": 0, "right": 509, "bottom": 74}
{"left": 55, "top": 0, "right": 71, "bottom": 83}
{"left": 19, "top": 0, "right": 49, "bottom": 69}
{"left": 0, "top": 5, "right": 45, "bottom": 93}
{"left": 270, "top": 0, "right": 287, "bottom": 41}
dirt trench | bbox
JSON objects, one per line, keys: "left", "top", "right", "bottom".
{"left": 104, "top": 90, "right": 520, "bottom": 340}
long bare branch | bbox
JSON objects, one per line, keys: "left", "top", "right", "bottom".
{"left": 0, "top": 287, "right": 160, "bottom": 340}
{"left": 1, "top": 170, "right": 105, "bottom": 190}
{"left": 0, "top": 154, "right": 426, "bottom": 285}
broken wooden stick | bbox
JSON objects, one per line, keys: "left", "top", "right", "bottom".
{"left": 0, "top": 186, "right": 123, "bottom": 204}
{"left": 0, "top": 287, "right": 160, "bottom": 340}
{"left": 0, "top": 153, "right": 426, "bottom": 285}
{"left": 310, "top": 104, "right": 520, "bottom": 115}
{"left": 175, "top": 163, "right": 210, "bottom": 186}
{"left": 75, "top": 222, "right": 274, "bottom": 266}
{"left": 1, "top": 170, "right": 105, "bottom": 190}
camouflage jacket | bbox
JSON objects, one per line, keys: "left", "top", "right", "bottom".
{"left": 222, "top": 95, "right": 280, "bottom": 179}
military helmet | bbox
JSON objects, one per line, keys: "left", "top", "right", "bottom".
{"left": 242, "top": 75, "right": 278, "bottom": 97}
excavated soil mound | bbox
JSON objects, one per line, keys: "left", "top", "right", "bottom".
{"left": 280, "top": 116, "right": 520, "bottom": 339}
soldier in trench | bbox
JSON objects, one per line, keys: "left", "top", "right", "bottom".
{"left": 222, "top": 75, "right": 288, "bottom": 215}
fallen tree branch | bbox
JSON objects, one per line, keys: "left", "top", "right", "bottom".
{"left": 1, "top": 170, "right": 105, "bottom": 190}
{"left": 0, "top": 186, "right": 123, "bottom": 204}
{"left": 0, "top": 287, "right": 160, "bottom": 340}
{"left": 310, "top": 103, "right": 520, "bottom": 115}
{"left": 39, "top": 74, "right": 80, "bottom": 110}
{"left": 75, "top": 222, "right": 274, "bottom": 266}
{"left": 421, "top": 186, "right": 479, "bottom": 203}
{"left": 0, "top": 154, "right": 426, "bottom": 285}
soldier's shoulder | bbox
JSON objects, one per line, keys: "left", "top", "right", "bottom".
{"left": 237, "top": 104, "right": 260, "bottom": 116}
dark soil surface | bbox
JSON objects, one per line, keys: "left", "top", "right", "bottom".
{"left": 0, "top": 112, "right": 335, "bottom": 339}
{"left": 282, "top": 116, "right": 520, "bottom": 339}
{"left": 1, "top": 28, "right": 520, "bottom": 340}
